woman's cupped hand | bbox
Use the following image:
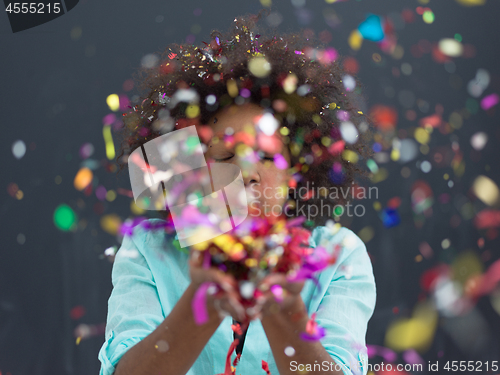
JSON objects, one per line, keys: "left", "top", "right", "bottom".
{"left": 189, "top": 250, "right": 247, "bottom": 322}
{"left": 189, "top": 250, "right": 306, "bottom": 323}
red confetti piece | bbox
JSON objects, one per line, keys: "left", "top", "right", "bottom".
{"left": 117, "top": 188, "right": 134, "bottom": 198}
{"left": 216, "top": 338, "right": 239, "bottom": 375}
{"left": 387, "top": 196, "right": 402, "bottom": 209}
{"left": 369, "top": 105, "right": 398, "bottom": 131}
{"left": 328, "top": 140, "right": 345, "bottom": 156}
{"left": 418, "top": 113, "right": 442, "bottom": 128}
{"left": 474, "top": 209, "right": 500, "bottom": 229}
{"left": 70, "top": 305, "right": 86, "bottom": 320}
{"left": 262, "top": 360, "right": 271, "bottom": 374}
{"left": 469, "top": 259, "right": 500, "bottom": 298}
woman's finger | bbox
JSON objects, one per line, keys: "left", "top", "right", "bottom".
{"left": 257, "top": 273, "right": 304, "bottom": 295}
{"left": 211, "top": 294, "right": 246, "bottom": 321}
{"left": 190, "top": 265, "right": 238, "bottom": 292}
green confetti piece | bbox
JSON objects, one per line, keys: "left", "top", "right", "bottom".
{"left": 54, "top": 204, "right": 77, "bottom": 231}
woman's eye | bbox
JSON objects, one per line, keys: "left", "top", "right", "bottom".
{"left": 214, "top": 155, "right": 233, "bottom": 162}
{"left": 262, "top": 155, "right": 274, "bottom": 161}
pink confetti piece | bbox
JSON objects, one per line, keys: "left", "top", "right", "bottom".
{"left": 102, "top": 113, "right": 116, "bottom": 126}
{"left": 192, "top": 281, "right": 216, "bottom": 325}
{"left": 366, "top": 344, "right": 397, "bottom": 362}
{"left": 480, "top": 93, "right": 499, "bottom": 111}
{"left": 403, "top": 349, "right": 425, "bottom": 366}
{"left": 273, "top": 153, "right": 288, "bottom": 169}
{"left": 270, "top": 284, "right": 284, "bottom": 303}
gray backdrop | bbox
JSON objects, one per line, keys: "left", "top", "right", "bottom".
{"left": 1, "top": 0, "right": 500, "bottom": 374}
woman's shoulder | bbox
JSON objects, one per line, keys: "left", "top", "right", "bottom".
{"left": 119, "top": 217, "right": 180, "bottom": 257}
{"left": 310, "top": 224, "right": 363, "bottom": 246}
{"left": 310, "top": 224, "right": 367, "bottom": 260}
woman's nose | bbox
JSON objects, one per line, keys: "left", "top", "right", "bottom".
{"left": 238, "top": 159, "right": 260, "bottom": 187}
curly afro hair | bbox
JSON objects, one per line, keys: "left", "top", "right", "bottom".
{"left": 116, "top": 9, "right": 375, "bottom": 227}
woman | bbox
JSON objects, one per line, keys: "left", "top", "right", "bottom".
{"left": 98, "top": 10, "right": 377, "bottom": 375}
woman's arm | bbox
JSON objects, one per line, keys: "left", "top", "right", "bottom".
{"left": 114, "top": 282, "right": 223, "bottom": 375}
{"left": 261, "top": 295, "right": 345, "bottom": 375}
{"left": 114, "top": 250, "right": 246, "bottom": 375}
{"left": 257, "top": 227, "right": 377, "bottom": 375}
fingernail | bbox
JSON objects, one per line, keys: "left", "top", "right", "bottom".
{"left": 235, "top": 305, "right": 245, "bottom": 321}
{"left": 220, "top": 281, "right": 233, "bottom": 292}
{"left": 258, "top": 283, "right": 269, "bottom": 292}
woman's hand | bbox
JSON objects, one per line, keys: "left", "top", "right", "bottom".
{"left": 188, "top": 250, "right": 247, "bottom": 322}
{"left": 252, "top": 273, "right": 306, "bottom": 319}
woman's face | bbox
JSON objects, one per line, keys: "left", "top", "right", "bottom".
{"left": 204, "top": 103, "right": 292, "bottom": 219}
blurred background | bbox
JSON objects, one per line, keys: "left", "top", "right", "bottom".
{"left": 2, "top": 0, "right": 500, "bottom": 374}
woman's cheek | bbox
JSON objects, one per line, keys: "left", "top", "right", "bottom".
{"left": 260, "top": 169, "right": 286, "bottom": 207}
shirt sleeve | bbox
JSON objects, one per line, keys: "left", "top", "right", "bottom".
{"left": 314, "top": 228, "right": 377, "bottom": 375}
{"left": 97, "top": 227, "right": 165, "bottom": 375}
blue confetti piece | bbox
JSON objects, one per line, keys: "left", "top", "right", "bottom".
{"left": 358, "top": 14, "right": 385, "bottom": 42}
{"left": 328, "top": 168, "right": 345, "bottom": 185}
{"left": 372, "top": 142, "right": 382, "bottom": 153}
{"left": 380, "top": 207, "right": 400, "bottom": 228}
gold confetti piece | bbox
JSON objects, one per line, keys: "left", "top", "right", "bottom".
{"left": 342, "top": 149, "right": 359, "bottom": 163}
{"left": 455, "top": 0, "right": 486, "bottom": 6}
{"left": 226, "top": 79, "right": 238, "bottom": 97}
{"left": 106, "top": 94, "right": 120, "bottom": 111}
{"left": 130, "top": 200, "right": 146, "bottom": 215}
{"left": 357, "top": 226, "right": 374, "bottom": 243}
{"left": 74, "top": 167, "right": 93, "bottom": 191}
{"left": 390, "top": 148, "right": 400, "bottom": 161}
{"left": 385, "top": 300, "right": 438, "bottom": 352}
{"left": 106, "top": 190, "right": 117, "bottom": 202}
{"left": 186, "top": 104, "right": 200, "bottom": 118}
{"left": 245, "top": 258, "right": 258, "bottom": 267}
{"left": 439, "top": 38, "right": 464, "bottom": 57}
{"left": 103, "top": 125, "right": 116, "bottom": 160}
{"left": 472, "top": 175, "right": 500, "bottom": 206}
{"left": 371, "top": 168, "right": 388, "bottom": 183}
{"left": 451, "top": 251, "right": 483, "bottom": 285}
{"left": 283, "top": 73, "right": 298, "bottom": 94}
{"left": 280, "top": 127, "right": 290, "bottom": 136}
{"left": 414, "top": 127, "right": 430, "bottom": 144}
{"left": 248, "top": 56, "right": 272, "bottom": 78}
{"left": 348, "top": 30, "right": 363, "bottom": 51}
{"left": 100, "top": 214, "right": 122, "bottom": 235}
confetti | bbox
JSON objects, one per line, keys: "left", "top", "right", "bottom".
{"left": 74, "top": 167, "right": 93, "bottom": 191}
{"left": 103, "top": 125, "right": 116, "bottom": 160}
{"left": 472, "top": 175, "right": 500, "bottom": 206}
{"left": 480, "top": 93, "right": 499, "bottom": 111}
{"left": 248, "top": 56, "right": 272, "bottom": 78}
{"left": 12, "top": 140, "right": 26, "bottom": 159}
{"left": 54, "top": 204, "right": 77, "bottom": 231}
{"left": 358, "top": 14, "right": 385, "bottom": 42}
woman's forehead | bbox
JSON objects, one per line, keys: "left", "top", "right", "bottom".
{"left": 209, "top": 103, "right": 265, "bottom": 125}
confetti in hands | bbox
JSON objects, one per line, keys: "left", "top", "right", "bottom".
{"left": 189, "top": 214, "right": 341, "bottom": 324}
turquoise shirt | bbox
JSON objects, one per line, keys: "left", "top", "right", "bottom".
{"left": 98, "top": 219, "right": 376, "bottom": 375}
